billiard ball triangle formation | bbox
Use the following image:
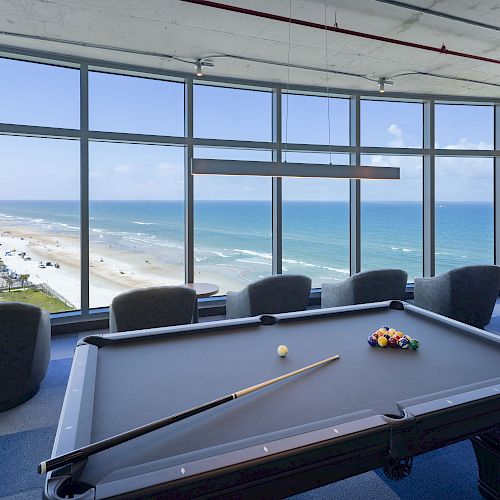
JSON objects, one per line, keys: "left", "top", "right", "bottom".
{"left": 368, "top": 326, "right": 420, "bottom": 350}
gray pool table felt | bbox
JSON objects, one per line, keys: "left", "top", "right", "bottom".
{"left": 80, "top": 307, "right": 500, "bottom": 486}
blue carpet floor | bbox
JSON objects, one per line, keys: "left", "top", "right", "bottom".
{"left": 1, "top": 319, "right": 497, "bottom": 499}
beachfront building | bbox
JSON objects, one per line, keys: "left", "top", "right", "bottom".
{"left": 0, "top": 1, "right": 499, "bottom": 498}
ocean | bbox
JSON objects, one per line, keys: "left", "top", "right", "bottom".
{"left": 0, "top": 200, "right": 493, "bottom": 289}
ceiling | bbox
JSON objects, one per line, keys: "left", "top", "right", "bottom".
{"left": 0, "top": 0, "right": 499, "bottom": 98}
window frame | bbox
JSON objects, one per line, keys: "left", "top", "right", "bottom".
{"left": 0, "top": 47, "right": 497, "bottom": 324}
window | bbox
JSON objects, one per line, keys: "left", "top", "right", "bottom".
{"left": 0, "top": 58, "right": 79, "bottom": 128}
{"left": 361, "top": 155, "right": 423, "bottom": 281}
{"left": 435, "top": 104, "right": 493, "bottom": 150}
{"left": 89, "top": 72, "right": 184, "bottom": 136}
{"left": 194, "top": 85, "right": 272, "bottom": 141}
{"left": 361, "top": 100, "right": 423, "bottom": 148}
{"left": 194, "top": 148, "right": 272, "bottom": 293}
{"left": 89, "top": 142, "right": 184, "bottom": 308}
{"left": 435, "top": 157, "right": 493, "bottom": 274}
{"left": 282, "top": 94, "right": 350, "bottom": 145}
{"left": 282, "top": 153, "right": 350, "bottom": 287}
{"left": 0, "top": 136, "right": 80, "bottom": 312}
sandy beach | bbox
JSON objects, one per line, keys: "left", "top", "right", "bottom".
{"left": 0, "top": 224, "right": 256, "bottom": 310}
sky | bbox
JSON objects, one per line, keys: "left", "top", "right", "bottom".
{"left": 0, "top": 57, "right": 495, "bottom": 202}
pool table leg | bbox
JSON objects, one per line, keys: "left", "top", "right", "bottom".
{"left": 471, "top": 427, "right": 500, "bottom": 500}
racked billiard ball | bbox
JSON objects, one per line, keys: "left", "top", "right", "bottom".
{"left": 409, "top": 339, "right": 420, "bottom": 350}
{"left": 368, "top": 335, "right": 378, "bottom": 347}
{"left": 381, "top": 325, "right": 390, "bottom": 331}
{"left": 398, "top": 338, "right": 410, "bottom": 349}
{"left": 377, "top": 336, "right": 388, "bottom": 347}
{"left": 388, "top": 337, "right": 398, "bottom": 348}
{"left": 372, "top": 332, "right": 380, "bottom": 339}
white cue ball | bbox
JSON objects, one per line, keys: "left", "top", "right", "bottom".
{"left": 277, "top": 344, "right": 288, "bottom": 357}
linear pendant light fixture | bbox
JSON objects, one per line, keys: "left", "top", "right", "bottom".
{"left": 191, "top": 0, "right": 400, "bottom": 181}
{"left": 191, "top": 159, "right": 400, "bottom": 179}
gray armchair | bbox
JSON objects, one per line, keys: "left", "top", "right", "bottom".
{"left": 226, "top": 275, "right": 312, "bottom": 319}
{"left": 109, "top": 286, "right": 197, "bottom": 333}
{"left": 321, "top": 269, "right": 408, "bottom": 308}
{"left": 0, "top": 302, "right": 51, "bottom": 411}
{"left": 413, "top": 265, "right": 500, "bottom": 329}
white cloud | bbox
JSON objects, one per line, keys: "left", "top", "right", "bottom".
{"left": 443, "top": 138, "right": 492, "bottom": 150}
{"left": 388, "top": 124, "right": 404, "bottom": 147}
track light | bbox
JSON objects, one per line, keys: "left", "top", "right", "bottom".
{"left": 195, "top": 59, "right": 203, "bottom": 77}
{"left": 378, "top": 77, "right": 393, "bottom": 93}
{"left": 195, "top": 58, "right": 215, "bottom": 77}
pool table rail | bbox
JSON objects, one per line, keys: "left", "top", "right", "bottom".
{"left": 393, "top": 380, "right": 500, "bottom": 456}
{"left": 47, "top": 412, "right": 392, "bottom": 499}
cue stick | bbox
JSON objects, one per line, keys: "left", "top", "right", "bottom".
{"left": 38, "top": 353, "right": 340, "bottom": 475}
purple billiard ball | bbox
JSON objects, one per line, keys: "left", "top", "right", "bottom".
{"left": 368, "top": 335, "right": 378, "bottom": 347}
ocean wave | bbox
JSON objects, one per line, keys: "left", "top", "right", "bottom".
{"left": 151, "top": 241, "right": 183, "bottom": 250}
{"left": 56, "top": 223, "right": 79, "bottom": 231}
{"left": 233, "top": 249, "right": 272, "bottom": 260}
{"left": 391, "top": 246, "right": 414, "bottom": 253}
{"left": 322, "top": 266, "right": 350, "bottom": 274}
{"left": 282, "top": 257, "right": 349, "bottom": 275}
{"left": 132, "top": 221, "right": 158, "bottom": 226}
{"left": 204, "top": 250, "right": 231, "bottom": 258}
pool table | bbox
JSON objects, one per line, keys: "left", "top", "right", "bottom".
{"left": 45, "top": 300, "right": 500, "bottom": 499}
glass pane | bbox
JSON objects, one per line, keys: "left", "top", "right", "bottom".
{"left": 194, "top": 149, "right": 272, "bottom": 294}
{"left": 282, "top": 94, "right": 350, "bottom": 145}
{"left": 89, "top": 72, "right": 184, "bottom": 136}
{"left": 194, "top": 85, "right": 272, "bottom": 141}
{"left": 0, "top": 136, "right": 80, "bottom": 312}
{"left": 435, "top": 104, "right": 494, "bottom": 150}
{"left": 282, "top": 153, "right": 350, "bottom": 287}
{"left": 89, "top": 143, "right": 184, "bottom": 308}
{"left": 435, "top": 157, "right": 493, "bottom": 274}
{"left": 361, "top": 155, "right": 423, "bottom": 281}
{"left": 361, "top": 100, "right": 423, "bottom": 148}
{"left": 0, "top": 58, "right": 79, "bottom": 128}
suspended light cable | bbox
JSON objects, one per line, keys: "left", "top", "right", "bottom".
{"left": 284, "top": 0, "right": 292, "bottom": 163}
{"left": 324, "top": 0, "right": 332, "bottom": 165}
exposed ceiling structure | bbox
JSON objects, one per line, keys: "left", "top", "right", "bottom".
{"left": 0, "top": 0, "right": 499, "bottom": 98}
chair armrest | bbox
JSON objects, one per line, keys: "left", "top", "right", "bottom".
{"left": 109, "top": 307, "right": 118, "bottom": 333}
{"left": 226, "top": 288, "right": 251, "bottom": 319}
{"left": 31, "top": 309, "right": 51, "bottom": 385}
{"left": 321, "top": 281, "right": 353, "bottom": 308}
{"left": 413, "top": 275, "right": 451, "bottom": 316}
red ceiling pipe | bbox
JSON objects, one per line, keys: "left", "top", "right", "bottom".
{"left": 180, "top": 0, "right": 500, "bottom": 65}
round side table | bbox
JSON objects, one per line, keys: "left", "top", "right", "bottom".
{"left": 182, "top": 282, "right": 219, "bottom": 322}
